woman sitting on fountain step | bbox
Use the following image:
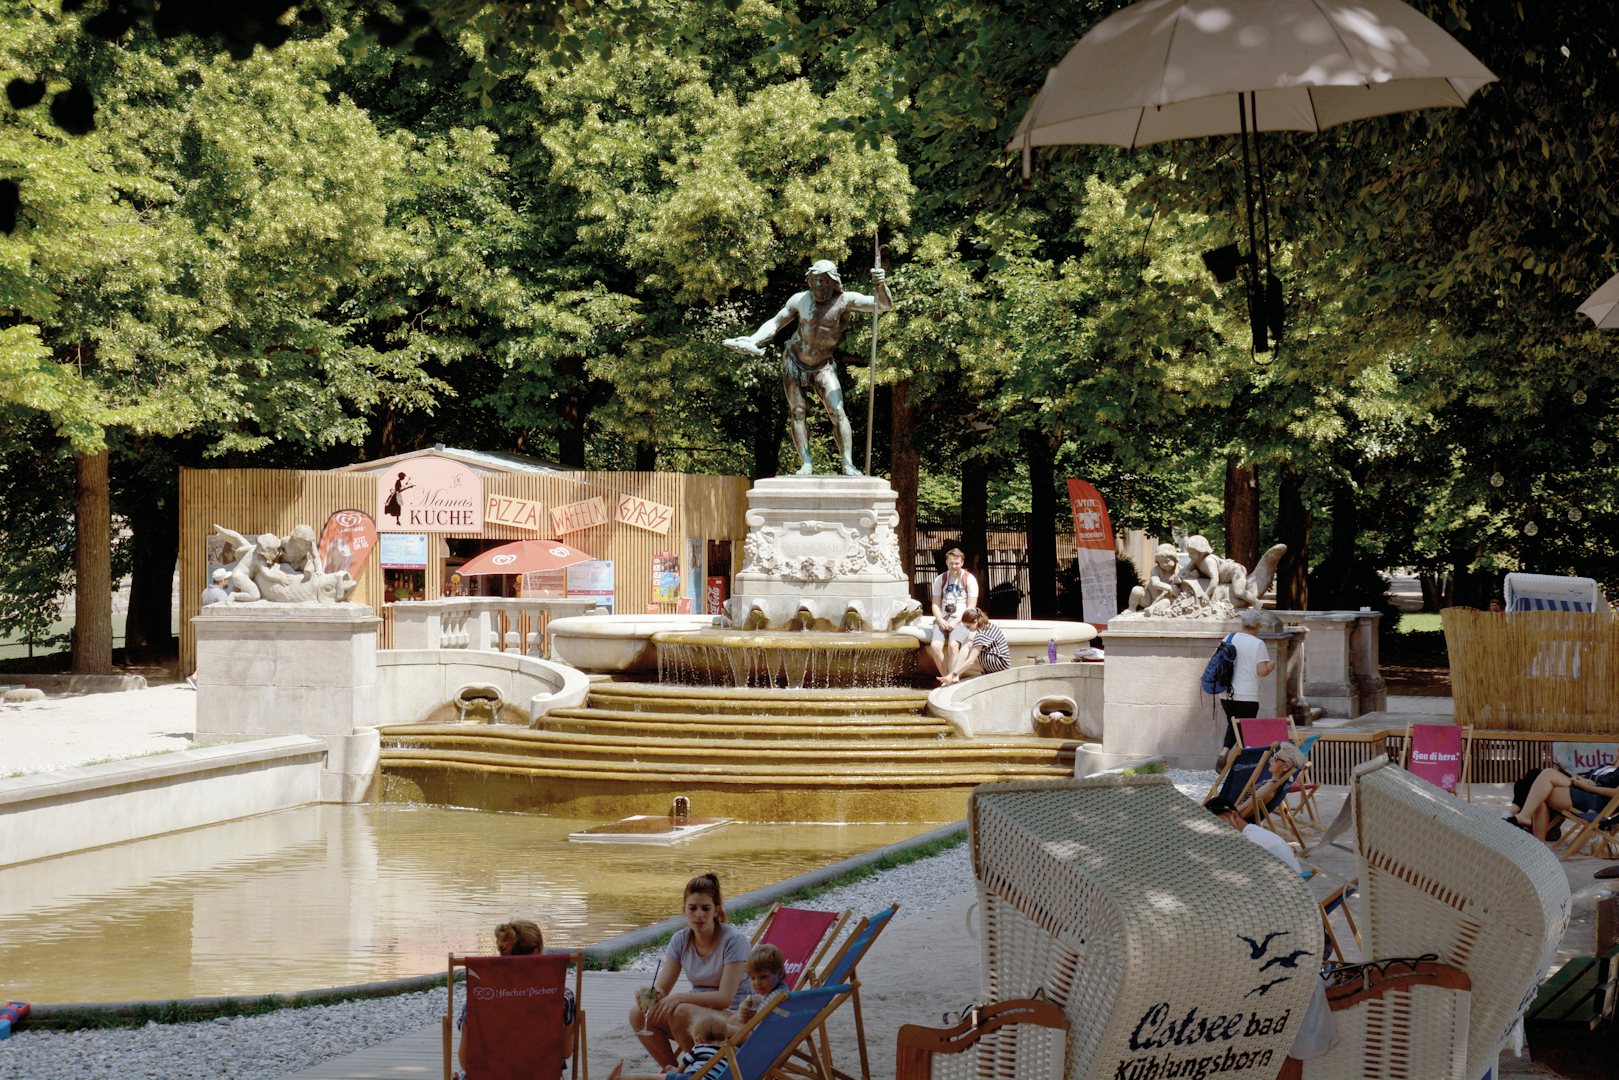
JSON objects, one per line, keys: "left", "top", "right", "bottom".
{"left": 939, "top": 608, "right": 1011, "bottom": 685}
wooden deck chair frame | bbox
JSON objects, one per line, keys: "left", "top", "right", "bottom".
{"left": 750, "top": 902, "right": 853, "bottom": 990}
{"left": 691, "top": 984, "right": 850, "bottom": 1080}
{"left": 895, "top": 997, "right": 1067, "bottom": 1080}
{"left": 1399, "top": 722, "right": 1473, "bottom": 800}
{"left": 1204, "top": 744, "right": 1274, "bottom": 807}
{"left": 1250, "top": 758, "right": 1311, "bottom": 854}
{"left": 443, "top": 949, "right": 587, "bottom": 1080}
{"left": 1234, "top": 719, "right": 1324, "bottom": 831}
{"left": 781, "top": 903, "right": 900, "bottom": 1080}
{"left": 1555, "top": 788, "right": 1619, "bottom": 862}
{"left": 1318, "top": 880, "right": 1363, "bottom": 964}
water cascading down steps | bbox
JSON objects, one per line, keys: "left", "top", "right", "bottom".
{"left": 378, "top": 682, "right": 1084, "bottom": 822}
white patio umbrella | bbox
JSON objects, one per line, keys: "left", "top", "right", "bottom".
{"left": 1009, "top": 0, "right": 1497, "bottom": 351}
{"left": 1578, "top": 271, "right": 1619, "bottom": 329}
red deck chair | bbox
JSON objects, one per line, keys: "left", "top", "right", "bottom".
{"left": 1400, "top": 722, "right": 1473, "bottom": 800}
{"left": 443, "top": 950, "right": 585, "bottom": 1080}
{"left": 751, "top": 903, "right": 851, "bottom": 989}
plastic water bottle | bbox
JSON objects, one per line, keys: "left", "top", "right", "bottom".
{"left": 1047, "top": 639, "right": 1058, "bottom": 664}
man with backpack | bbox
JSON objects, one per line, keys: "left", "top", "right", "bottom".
{"left": 1216, "top": 609, "right": 1274, "bottom": 767}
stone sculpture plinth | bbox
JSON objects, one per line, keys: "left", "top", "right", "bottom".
{"left": 193, "top": 603, "right": 380, "bottom": 801}
{"left": 1077, "top": 619, "right": 1300, "bottom": 774}
{"left": 724, "top": 476, "right": 921, "bottom": 632}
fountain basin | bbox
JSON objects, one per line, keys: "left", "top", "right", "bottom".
{"left": 549, "top": 614, "right": 717, "bottom": 674}
{"left": 654, "top": 628, "right": 918, "bottom": 688}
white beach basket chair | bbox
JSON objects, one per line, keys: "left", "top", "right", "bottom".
{"left": 969, "top": 776, "right": 1320, "bottom": 1080}
{"left": 1300, "top": 757, "right": 1569, "bottom": 1080}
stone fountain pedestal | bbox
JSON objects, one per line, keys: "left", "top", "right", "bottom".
{"left": 725, "top": 476, "right": 921, "bottom": 632}
{"left": 1076, "top": 618, "right": 1303, "bottom": 774}
{"left": 193, "top": 602, "right": 381, "bottom": 801}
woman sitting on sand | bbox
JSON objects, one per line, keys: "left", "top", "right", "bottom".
{"left": 628, "top": 873, "right": 750, "bottom": 1072}
{"left": 1508, "top": 759, "right": 1619, "bottom": 841}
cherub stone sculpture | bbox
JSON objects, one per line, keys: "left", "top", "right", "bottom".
{"left": 213, "top": 524, "right": 357, "bottom": 604}
{"left": 1118, "top": 535, "right": 1286, "bottom": 620}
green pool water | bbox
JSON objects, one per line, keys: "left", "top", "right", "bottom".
{"left": 0, "top": 804, "right": 930, "bottom": 1003}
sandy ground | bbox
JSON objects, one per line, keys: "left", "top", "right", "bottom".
{"left": 3, "top": 686, "right": 1603, "bottom": 1077}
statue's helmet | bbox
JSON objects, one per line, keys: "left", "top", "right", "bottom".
{"left": 805, "top": 259, "right": 841, "bottom": 286}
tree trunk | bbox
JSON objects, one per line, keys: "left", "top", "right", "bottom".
{"left": 633, "top": 441, "right": 656, "bottom": 472}
{"left": 1024, "top": 431, "right": 1058, "bottom": 618}
{"left": 960, "top": 455, "right": 990, "bottom": 589}
{"left": 73, "top": 449, "right": 114, "bottom": 674}
{"left": 556, "top": 356, "right": 587, "bottom": 467}
{"left": 750, "top": 378, "right": 785, "bottom": 481}
{"left": 1325, "top": 475, "right": 1358, "bottom": 608}
{"left": 123, "top": 481, "right": 178, "bottom": 664}
{"left": 890, "top": 378, "right": 920, "bottom": 603}
{"left": 1224, "top": 458, "right": 1260, "bottom": 570}
{"left": 1275, "top": 464, "right": 1311, "bottom": 609}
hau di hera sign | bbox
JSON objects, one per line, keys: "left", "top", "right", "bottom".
{"left": 376, "top": 458, "right": 484, "bottom": 532}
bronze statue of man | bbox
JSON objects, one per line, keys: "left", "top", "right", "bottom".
{"left": 724, "top": 259, "right": 892, "bottom": 477}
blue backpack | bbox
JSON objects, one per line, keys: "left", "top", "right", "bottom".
{"left": 1201, "top": 633, "right": 1237, "bottom": 696}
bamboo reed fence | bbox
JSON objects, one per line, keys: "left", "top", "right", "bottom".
{"left": 1444, "top": 607, "right": 1619, "bottom": 733}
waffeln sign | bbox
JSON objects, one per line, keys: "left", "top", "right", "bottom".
{"left": 550, "top": 497, "right": 609, "bottom": 535}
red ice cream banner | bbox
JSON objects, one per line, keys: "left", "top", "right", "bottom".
{"left": 318, "top": 509, "right": 378, "bottom": 578}
{"left": 1067, "top": 479, "right": 1118, "bottom": 628}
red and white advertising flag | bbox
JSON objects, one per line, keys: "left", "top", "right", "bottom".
{"left": 319, "top": 509, "right": 379, "bottom": 578}
{"left": 1066, "top": 479, "right": 1117, "bottom": 627}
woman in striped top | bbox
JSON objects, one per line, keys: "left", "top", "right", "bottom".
{"left": 939, "top": 607, "right": 1012, "bottom": 684}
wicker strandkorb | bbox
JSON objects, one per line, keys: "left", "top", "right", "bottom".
{"left": 969, "top": 776, "right": 1320, "bottom": 1080}
{"left": 1350, "top": 757, "right": 1570, "bottom": 1080}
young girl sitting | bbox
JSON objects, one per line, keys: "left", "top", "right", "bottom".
{"left": 725, "top": 943, "right": 788, "bottom": 1039}
{"left": 455, "top": 919, "right": 576, "bottom": 1079}
{"left": 608, "top": 1011, "right": 729, "bottom": 1080}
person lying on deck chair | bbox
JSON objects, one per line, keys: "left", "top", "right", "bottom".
{"left": 1508, "top": 758, "right": 1619, "bottom": 841}
{"left": 1235, "top": 742, "right": 1306, "bottom": 823}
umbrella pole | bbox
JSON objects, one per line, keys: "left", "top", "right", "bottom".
{"left": 1250, "top": 94, "right": 1280, "bottom": 347}
{"left": 1237, "top": 93, "right": 1266, "bottom": 354}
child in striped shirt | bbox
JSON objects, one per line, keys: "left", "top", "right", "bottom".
{"left": 608, "top": 1012, "right": 729, "bottom": 1080}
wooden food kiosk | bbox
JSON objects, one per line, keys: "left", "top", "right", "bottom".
{"left": 178, "top": 448, "right": 749, "bottom": 671}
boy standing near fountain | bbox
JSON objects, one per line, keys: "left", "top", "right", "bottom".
{"left": 927, "top": 548, "right": 980, "bottom": 676}
{"left": 939, "top": 608, "right": 1011, "bottom": 685}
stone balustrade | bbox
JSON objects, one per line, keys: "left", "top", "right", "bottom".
{"left": 387, "top": 596, "right": 605, "bottom": 654}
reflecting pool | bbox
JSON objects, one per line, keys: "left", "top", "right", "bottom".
{"left": 0, "top": 804, "right": 929, "bottom": 1003}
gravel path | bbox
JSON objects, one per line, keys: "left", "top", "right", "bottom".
{"left": 0, "top": 843, "right": 975, "bottom": 1079}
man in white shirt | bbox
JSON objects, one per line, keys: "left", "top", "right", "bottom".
{"left": 1205, "top": 796, "right": 1301, "bottom": 874}
{"left": 1219, "top": 608, "right": 1274, "bottom": 767}
{"left": 927, "top": 548, "right": 979, "bottom": 675}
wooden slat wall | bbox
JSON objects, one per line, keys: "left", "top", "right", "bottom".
{"left": 179, "top": 464, "right": 751, "bottom": 671}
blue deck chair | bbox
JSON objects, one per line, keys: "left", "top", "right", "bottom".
{"left": 1204, "top": 745, "right": 1272, "bottom": 808}
{"left": 792, "top": 903, "right": 900, "bottom": 1080}
{"left": 690, "top": 984, "right": 849, "bottom": 1080}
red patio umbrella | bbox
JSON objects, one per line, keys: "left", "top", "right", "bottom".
{"left": 456, "top": 539, "right": 595, "bottom": 576}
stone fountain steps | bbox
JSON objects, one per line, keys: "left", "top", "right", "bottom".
{"left": 585, "top": 683, "right": 931, "bottom": 717}
{"left": 382, "top": 745, "right": 1077, "bottom": 779}
{"left": 541, "top": 708, "right": 955, "bottom": 741}
{"left": 380, "top": 726, "right": 1072, "bottom": 767}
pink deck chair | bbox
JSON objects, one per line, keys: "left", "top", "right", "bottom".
{"left": 751, "top": 904, "right": 851, "bottom": 989}
{"left": 1400, "top": 722, "right": 1473, "bottom": 800}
